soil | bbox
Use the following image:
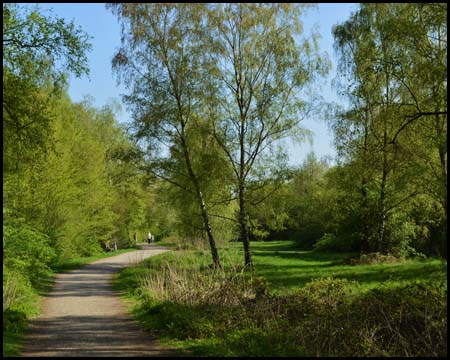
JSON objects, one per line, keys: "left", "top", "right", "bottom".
{"left": 20, "top": 244, "right": 177, "bottom": 357}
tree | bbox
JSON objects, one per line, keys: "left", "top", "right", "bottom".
{"left": 3, "top": 3, "right": 92, "bottom": 169}
{"left": 108, "top": 3, "right": 224, "bottom": 267}
{"left": 332, "top": 3, "right": 447, "bottom": 256}
{"left": 205, "top": 3, "right": 329, "bottom": 268}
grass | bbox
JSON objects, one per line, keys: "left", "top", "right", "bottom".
{"left": 242, "top": 241, "right": 446, "bottom": 293}
{"left": 2, "top": 247, "right": 137, "bottom": 357}
{"left": 113, "top": 240, "right": 447, "bottom": 357}
{"left": 204, "top": 240, "right": 446, "bottom": 293}
{"left": 114, "top": 240, "right": 447, "bottom": 296}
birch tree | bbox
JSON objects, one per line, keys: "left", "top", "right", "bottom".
{"left": 108, "top": 3, "right": 223, "bottom": 267}
{"left": 205, "top": 3, "right": 329, "bottom": 268}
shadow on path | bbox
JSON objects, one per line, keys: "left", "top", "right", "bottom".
{"left": 20, "top": 247, "right": 177, "bottom": 357}
{"left": 21, "top": 315, "right": 175, "bottom": 357}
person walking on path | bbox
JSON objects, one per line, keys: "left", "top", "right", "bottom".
{"left": 133, "top": 231, "right": 137, "bottom": 245}
{"left": 147, "top": 232, "right": 152, "bottom": 244}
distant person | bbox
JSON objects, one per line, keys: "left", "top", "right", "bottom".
{"left": 147, "top": 232, "right": 152, "bottom": 244}
{"left": 133, "top": 232, "right": 137, "bottom": 244}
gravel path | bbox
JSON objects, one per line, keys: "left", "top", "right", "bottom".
{"left": 20, "top": 244, "right": 177, "bottom": 357}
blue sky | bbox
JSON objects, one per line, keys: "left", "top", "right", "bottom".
{"left": 38, "top": 3, "right": 357, "bottom": 166}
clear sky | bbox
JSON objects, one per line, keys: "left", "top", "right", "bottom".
{"left": 37, "top": 3, "right": 358, "bottom": 166}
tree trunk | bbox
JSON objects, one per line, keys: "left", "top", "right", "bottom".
{"left": 239, "top": 183, "right": 252, "bottom": 269}
{"left": 199, "top": 190, "right": 222, "bottom": 268}
{"left": 378, "top": 68, "right": 389, "bottom": 254}
{"left": 181, "top": 134, "right": 221, "bottom": 269}
{"left": 436, "top": 113, "right": 447, "bottom": 258}
{"left": 238, "top": 98, "right": 253, "bottom": 269}
{"left": 360, "top": 176, "right": 370, "bottom": 253}
{"left": 378, "top": 119, "right": 389, "bottom": 253}
{"left": 360, "top": 110, "right": 370, "bottom": 253}
{"left": 378, "top": 162, "right": 388, "bottom": 253}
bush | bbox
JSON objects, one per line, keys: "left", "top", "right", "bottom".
{"left": 3, "top": 307, "right": 28, "bottom": 334}
{"left": 138, "top": 255, "right": 259, "bottom": 306}
{"left": 3, "top": 266, "right": 34, "bottom": 310}
{"left": 3, "top": 221, "right": 56, "bottom": 287}
{"left": 140, "top": 301, "right": 214, "bottom": 339}
{"left": 352, "top": 281, "right": 447, "bottom": 357}
{"left": 313, "top": 233, "right": 356, "bottom": 252}
{"left": 346, "top": 252, "right": 405, "bottom": 265}
{"left": 385, "top": 216, "right": 418, "bottom": 257}
{"left": 277, "top": 279, "right": 447, "bottom": 357}
{"left": 3, "top": 218, "right": 53, "bottom": 357}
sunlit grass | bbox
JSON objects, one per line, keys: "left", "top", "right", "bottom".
{"left": 138, "top": 240, "right": 447, "bottom": 294}
{"left": 229, "top": 241, "right": 447, "bottom": 293}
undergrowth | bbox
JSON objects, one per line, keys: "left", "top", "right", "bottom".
{"left": 116, "top": 249, "right": 447, "bottom": 357}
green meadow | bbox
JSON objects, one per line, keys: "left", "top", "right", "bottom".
{"left": 229, "top": 241, "right": 446, "bottom": 292}
{"left": 114, "top": 241, "right": 447, "bottom": 357}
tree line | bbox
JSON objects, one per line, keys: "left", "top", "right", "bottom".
{"left": 3, "top": 4, "right": 152, "bottom": 303}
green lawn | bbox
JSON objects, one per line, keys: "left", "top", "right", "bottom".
{"left": 117, "top": 240, "right": 447, "bottom": 294}
{"left": 236, "top": 241, "right": 446, "bottom": 293}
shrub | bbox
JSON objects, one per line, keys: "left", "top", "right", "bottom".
{"left": 3, "top": 221, "right": 56, "bottom": 287}
{"left": 385, "top": 216, "right": 418, "bottom": 257}
{"left": 313, "top": 233, "right": 356, "bottom": 252}
{"left": 3, "top": 266, "right": 33, "bottom": 310}
{"left": 352, "top": 281, "right": 447, "bottom": 357}
{"left": 346, "top": 252, "right": 405, "bottom": 265}
{"left": 3, "top": 307, "right": 28, "bottom": 335}
{"left": 138, "top": 255, "right": 259, "bottom": 306}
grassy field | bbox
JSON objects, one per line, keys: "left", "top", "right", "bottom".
{"left": 154, "top": 240, "right": 446, "bottom": 293}
{"left": 114, "top": 240, "right": 447, "bottom": 356}
{"left": 229, "top": 241, "right": 446, "bottom": 292}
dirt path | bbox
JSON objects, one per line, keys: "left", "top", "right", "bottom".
{"left": 20, "top": 244, "right": 176, "bottom": 357}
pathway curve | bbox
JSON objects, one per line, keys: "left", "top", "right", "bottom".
{"left": 20, "top": 244, "right": 176, "bottom": 357}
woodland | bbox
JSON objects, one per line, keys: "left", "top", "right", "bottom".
{"left": 3, "top": 3, "right": 447, "bottom": 357}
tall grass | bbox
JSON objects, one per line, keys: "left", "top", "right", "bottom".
{"left": 137, "top": 251, "right": 259, "bottom": 306}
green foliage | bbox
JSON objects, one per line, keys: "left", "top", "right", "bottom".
{"left": 313, "top": 233, "right": 354, "bottom": 252}
{"left": 3, "top": 3, "right": 91, "bottom": 79}
{"left": 3, "top": 219, "right": 55, "bottom": 287}
{"left": 348, "top": 281, "right": 447, "bottom": 357}
{"left": 3, "top": 7, "right": 149, "bottom": 352}
{"left": 3, "top": 308, "right": 28, "bottom": 336}
{"left": 3, "top": 307, "right": 29, "bottom": 357}
{"left": 109, "top": 3, "right": 228, "bottom": 266}
{"left": 3, "top": 264, "right": 41, "bottom": 357}
{"left": 3, "top": 265, "right": 38, "bottom": 312}
{"left": 331, "top": 3, "right": 447, "bottom": 257}
{"left": 205, "top": 3, "right": 330, "bottom": 266}
{"left": 3, "top": 3, "right": 91, "bottom": 168}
